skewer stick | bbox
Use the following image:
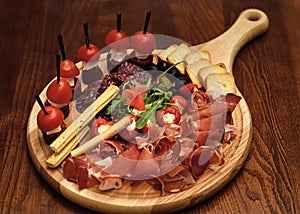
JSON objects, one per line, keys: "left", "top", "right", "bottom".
{"left": 70, "top": 115, "right": 132, "bottom": 157}
{"left": 117, "top": 13, "right": 121, "bottom": 32}
{"left": 49, "top": 85, "right": 119, "bottom": 153}
{"left": 83, "top": 23, "right": 90, "bottom": 49}
{"left": 56, "top": 55, "right": 60, "bottom": 83}
{"left": 35, "top": 95, "right": 48, "bottom": 115}
{"left": 143, "top": 11, "right": 151, "bottom": 34}
{"left": 57, "top": 35, "right": 67, "bottom": 60}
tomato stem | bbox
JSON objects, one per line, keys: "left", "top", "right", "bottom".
{"left": 57, "top": 35, "right": 67, "bottom": 60}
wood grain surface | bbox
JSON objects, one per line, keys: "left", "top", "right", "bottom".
{"left": 1, "top": 0, "right": 299, "bottom": 213}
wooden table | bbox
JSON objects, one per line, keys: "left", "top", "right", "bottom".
{"left": 0, "top": 0, "right": 299, "bottom": 213}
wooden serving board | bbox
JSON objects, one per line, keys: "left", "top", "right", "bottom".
{"left": 27, "top": 9, "right": 269, "bottom": 214}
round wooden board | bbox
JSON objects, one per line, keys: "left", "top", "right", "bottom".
{"left": 27, "top": 9, "right": 268, "bottom": 214}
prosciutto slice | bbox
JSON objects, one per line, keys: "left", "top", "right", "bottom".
{"left": 104, "top": 143, "right": 140, "bottom": 178}
{"left": 133, "top": 145, "right": 160, "bottom": 179}
{"left": 72, "top": 155, "right": 100, "bottom": 189}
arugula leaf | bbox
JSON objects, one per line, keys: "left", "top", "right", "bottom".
{"left": 136, "top": 99, "right": 164, "bottom": 129}
{"left": 106, "top": 95, "right": 128, "bottom": 115}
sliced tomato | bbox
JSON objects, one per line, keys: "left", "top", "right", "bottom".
{"left": 130, "top": 94, "right": 146, "bottom": 111}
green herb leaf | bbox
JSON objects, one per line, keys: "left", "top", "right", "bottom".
{"left": 136, "top": 99, "right": 164, "bottom": 129}
{"left": 106, "top": 95, "right": 127, "bottom": 115}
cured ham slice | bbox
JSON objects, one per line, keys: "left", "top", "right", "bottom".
{"left": 133, "top": 145, "right": 160, "bottom": 179}
{"left": 98, "top": 177, "right": 123, "bottom": 191}
{"left": 98, "top": 139, "right": 124, "bottom": 158}
{"left": 135, "top": 123, "right": 165, "bottom": 149}
{"left": 73, "top": 155, "right": 100, "bottom": 189}
{"left": 104, "top": 143, "right": 140, "bottom": 178}
{"left": 188, "top": 147, "right": 211, "bottom": 179}
{"left": 160, "top": 165, "right": 195, "bottom": 193}
{"left": 62, "top": 157, "right": 77, "bottom": 183}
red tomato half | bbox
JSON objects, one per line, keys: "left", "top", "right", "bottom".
{"left": 60, "top": 59, "right": 80, "bottom": 78}
{"left": 104, "top": 29, "right": 129, "bottom": 50}
{"left": 131, "top": 31, "right": 156, "bottom": 54}
{"left": 46, "top": 78, "right": 73, "bottom": 104}
{"left": 37, "top": 106, "right": 64, "bottom": 132}
{"left": 77, "top": 43, "right": 100, "bottom": 62}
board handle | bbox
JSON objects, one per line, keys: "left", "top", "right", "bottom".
{"left": 195, "top": 8, "right": 269, "bottom": 73}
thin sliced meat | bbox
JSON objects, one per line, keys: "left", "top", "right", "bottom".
{"left": 134, "top": 145, "right": 160, "bottom": 179}
{"left": 98, "top": 139, "right": 124, "bottom": 158}
{"left": 104, "top": 143, "right": 140, "bottom": 178}
{"left": 189, "top": 147, "right": 211, "bottom": 179}
{"left": 62, "top": 157, "right": 77, "bottom": 183}
{"left": 98, "top": 177, "right": 123, "bottom": 191}
{"left": 73, "top": 155, "right": 100, "bottom": 189}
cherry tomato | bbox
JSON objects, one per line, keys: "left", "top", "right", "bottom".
{"left": 170, "top": 95, "right": 188, "bottom": 109}
{"left": 46, "top": 78, "right": 73, "bottom": 104}
{"left": 90, "top": 118, "right": 114, "bottom": 137}
{"left": 37, "top": 106, "right": 64, "bottom": 132}
{"left": 179, "top": 83, "right": 198, "bottom": 98}
{"left": 104, "top": 29, "right": 129, "bottom": 50}
{"left": 77, "top": 43, "right": 100, "bottom": 62}
{"left": 60, "top": 60, "right": 80, "bottom": 78}
{"left": 119, "top": 115, "right": 138, "bottom": 140}
{"left": 131, "top": 31, "right": 156, "bottom": 54}
{"left": 156, "top": 106, "right": 181, "bottom": 126}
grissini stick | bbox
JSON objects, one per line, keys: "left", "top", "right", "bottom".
{"left": 70, "top": 115, "right": 133, "bottom": 157}
{"left": 50, "top": 85, "right": 119, "bottom": 153}
{"left": 46, "top": 126, "right": 89, "bottom": 168}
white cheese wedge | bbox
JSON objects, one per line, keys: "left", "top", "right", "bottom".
{"left": 110, "top": 48, "right": 128, "bottom": 62}
{"left": 46, "top": 125, "right": 62, "bottom": 135}
{"left": 47, "top": 99, "right": 68, "bottom": 108}
{"left": 63, "top": 77, "right": 75, "bottom": 87}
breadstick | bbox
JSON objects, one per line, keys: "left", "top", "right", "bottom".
{"left": 50, "top": 85, "right": 119, "bottom": 153}
{"left": 46, "top": 126, "right": 89, "bottom": 168}
{"left": 70, "top": 115, "right": 133, "bottom": 157}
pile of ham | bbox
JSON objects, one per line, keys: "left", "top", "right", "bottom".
{"left": 63, "top": 87, "right": 241, "bottom": 194}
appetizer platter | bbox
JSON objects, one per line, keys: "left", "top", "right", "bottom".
{"left": 27, "top": 9, "right": 269, "bottom": 213}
